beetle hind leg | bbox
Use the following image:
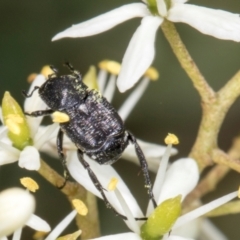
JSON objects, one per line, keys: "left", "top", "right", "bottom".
{"left": 77, "top": 149, "right": 129, "bottom": 220}
{"left": 127, "top": 131, "right": 157, "bottom": 208}
{"left": 57, "top": 128, "right": 70, "bottom": 189}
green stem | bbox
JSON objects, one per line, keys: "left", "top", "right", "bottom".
{"left": 161, "top": 20, "right": 240, "bottom": 171}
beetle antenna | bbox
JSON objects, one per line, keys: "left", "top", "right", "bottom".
{"left": 22, "top": 86, "right": 39, "bottom": 98}
{"left": 64, "top": 61, "right": 81, "bottom": 79}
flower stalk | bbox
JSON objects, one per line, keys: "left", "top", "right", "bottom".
{"left": 38, "top": 159, "right": 100, "bottom": 239}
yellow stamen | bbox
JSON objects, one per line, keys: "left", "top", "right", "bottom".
{"left": 108, "top": 177, "right": 118, "bottom": 191}
{"left": 98, "top": 60, "right": 121, "bottom": 75}
{"left": 144, "top": 67, "right": 159, "bottom": 81}
{"left": 72, "top": 199, "right": 88, "bottom": 216}
{"left": 52, "top": 111, "right": 70, "bottom": 123}
{"left": 20, "top": 177, "right": 39, "bottom": 192}
{"left": 238, "top": 186, "right": 240, "bottom": 198}
{"left": 165, "top": 133, "right": 179, "bottom": 145}
{"left": 41, "top": 65, "right": 55, "bottom": 79}
{"left": 27, "top": 73, "right": 38, "bottom": 83}
{"left": 33, "top": 231, "right": 48, "bottom": 239}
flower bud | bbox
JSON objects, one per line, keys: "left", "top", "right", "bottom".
{"left": 2, "top": 92, "right": 33, "bottom": 150}
{"left": 141, "top": 195, "right": 181, "bottom": 240}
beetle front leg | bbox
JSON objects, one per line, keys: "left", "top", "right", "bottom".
{"left": 57, "top": 128, "right": 70, "bottom": 189}
{"left": 127, "top": 132, "right": 157, "bottom": 208}
{"left": 77, "top": 149, "right": 128, "bottom": 220}
{"left": 25, "top": 109, "right": 54, "bottom": 117}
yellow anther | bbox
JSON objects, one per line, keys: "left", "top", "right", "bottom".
{"left": 108, "top": 177, "right": 118, "bottom": 191}
{"left": 83, "top": 66, "right": 99, "bottom": 90}
{"left": 20, "top": 177, "right": 39, "bottom": 192}
{"left": 98, "top": 60, "right": 121, "bottom": 75}
{"left": 165, "top": 133, "right": 179, "bottom": 145}
{"left": 33, "top": 231, "right": 48, "bottom": 239}
{"left": 27, "top": 73, "right": 38, "bottom": 83}
{"left": 41, "top": 65, "right": 55, "bottom": 79}
{"left": 238, "top": 186, "right": 240, "bottom": 198}
{"left": 52, "top": 111, "right": 70, "bottom": 123}
{"left": 144, "top": 67, "right": 159, "bottom": 81}
{"left": 72, "top": 199, "right": 88, "bottom": 216}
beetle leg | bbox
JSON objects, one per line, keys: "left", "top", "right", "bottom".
{"left": 57, "top": 128, "right": 70, "bottom": 189}
{"left": 127, "top": 132, "right": 157, "bottom": 208}
{"left": 77, "top": 149, "right": 128, "bottom": 220}
{"left": 22, "top": 86, "right": 39, "bottom": 98}
{"left": 24, "top": 109, "right": 54, "bottom": 117}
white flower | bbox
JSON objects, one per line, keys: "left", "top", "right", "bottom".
{"left": 0, "top": 188, "right": 35, "bottom": 238}
{"left": 52, "top": 0, "right": 240, "bottom": 92}
{"left": 66, "top": 144, "right": 237, "bottom": 240}
{"left": 0, "top": 184, "right": 51, "bottom": 240}
{"left": 0, "top": 75, "right": 59, "bottom": 171}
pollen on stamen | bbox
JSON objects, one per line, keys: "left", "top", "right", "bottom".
{"left": 98, "top": 60, "right": 121, "bottom": 75}
{"left": 165, "top": 133, "right": 179, "bottom": 145}
{"left": 20, "top": 177, "right": 39, "bottom": 192}
{"left": 41, "top": 65, "right": 55, "bottom": 79}
{"left": 144, "top": 67, "right": 159, "bottom": 81}
{"left": 33, "top": 231, "right": 48, "bottom": 239}
{"left": 27, "top": 73, "right": 38, "bottom": 83}
{"left": 108, "top": 177, "right": 119, "bottom": 191}
{"left": 72, "top": 199, "right": 88, "bottom": 216}
{"left": 52, "top": 111, "right": 70, "bottom": 123}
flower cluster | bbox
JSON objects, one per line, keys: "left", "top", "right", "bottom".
{"left": 52, "top": 0, "right": 240, "bottom": 92}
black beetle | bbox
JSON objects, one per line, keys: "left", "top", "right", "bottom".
{"left": 22, "top": 63, "right": 156, "bottom": 218}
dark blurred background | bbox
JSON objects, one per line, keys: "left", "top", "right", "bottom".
{"left": 0, "top": 0, "right": 240, "bottom": 239}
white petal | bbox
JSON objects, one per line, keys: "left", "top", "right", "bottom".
{"left": 0, "top": 142, "right": 20, "bottom": 165}
{"left": 172, "top": 0, "right": 188, "bottom": 3}
{"left": 163, "top": 236, "right": 194, "bottom": 240}
{"left": 12, "top": 228, "right": 22, "bottom": 240}
{"left": 158, "top": 158, "right": 199, "bottom": 204}
{"left": 172, "top": 218, "right": 201, "bottom": 239}
{"left": 117, "top": 16, "right": 163, "bottom": 92}
{"left": 200, "top": 219, "right": 227, "bottom": 240}
{"left": 0, "top": 237, "right": 8, "bottom": 240}
{"left": 67, "top": 151, "right": 143, "bottom": 218}
{"left": 26, "top": 214, "right": 51, "bottom": 232}
{"left": 122, "top": 138, "right": 177, "bottom": 172}
{"left": 45, "top": 210, "right": 77, "bottom": 240}
{"left": 173, "top": 191, "right": 238, "bottom": 229}
{"left": 168, "top": 3, "right": 240, "bottom": 42}
{"left": 0, "top": 188, "right": 35, "bottom": 238}
{"left": 89, "top": 232, "right": 141, "bottom": 240}
{"left": 24, "top": 74, "right": 48, "bottom": 138}
{"left": 157, "top": 0, "right": 167, "bottom": 17}
{"left": 18, "top": 146, "right": 40, "bottom": 170}
{"left": 52, "top": 3, "right": 150, "bottom": 40}
{"left": 34, "top": 123, "right": 59, "bottom": 150}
